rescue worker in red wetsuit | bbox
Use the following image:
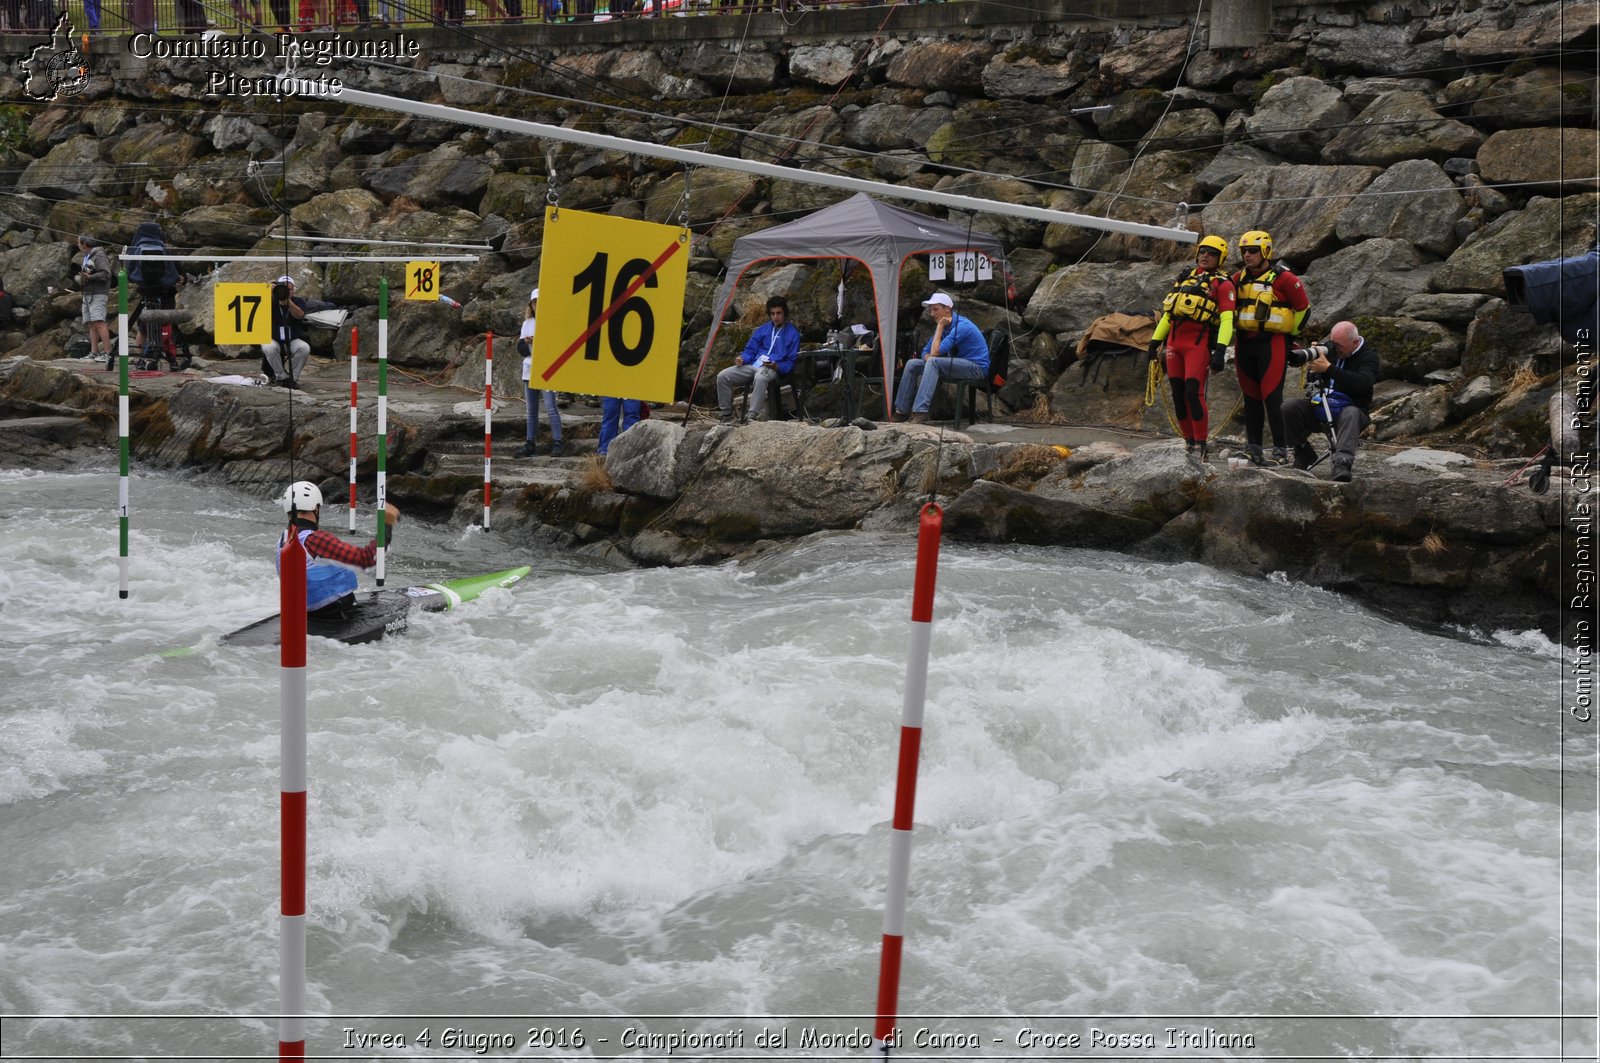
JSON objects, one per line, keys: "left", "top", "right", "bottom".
{"left": 1230, "top": 229, "right": 1310, "bottom": 466}
{"left": 1147, "top": 235, "right": 1236, "bottom": 463}
{"left": 276, "top": 480, "right": 401, "bottom": 617}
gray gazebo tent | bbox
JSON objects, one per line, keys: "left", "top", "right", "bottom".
{"left": 697, "top": 193, "right": 1008, "bottom": 418}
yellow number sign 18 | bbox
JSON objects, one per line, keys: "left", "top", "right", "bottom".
{"left": 213, "top": 283, "right": 273, "bottom": 344}
{"left": 406, "top": 261, "right": 442, "bottom": 301}
{"left": 530, "top": 207, "right": 688, "bottom": 404}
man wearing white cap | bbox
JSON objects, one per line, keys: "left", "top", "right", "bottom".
{"left": 891, "top": 291, "right": 989, "bottom": 424}
{"left": 261, "top": 274, "right": 331, "bottom": 388}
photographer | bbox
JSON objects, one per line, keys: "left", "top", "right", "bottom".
{"left": 1283, "top": 321, "right": 1380, "bottom": 483}
{"left": 261, "top": 275, "right": 332, "bottom": 389}
{"left": 76, "top": 235, "right": 113, "bottom": 364}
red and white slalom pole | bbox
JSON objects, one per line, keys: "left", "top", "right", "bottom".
{"left": 347, "top": 326, "right": 359, "bottom": 534}
{"left": 278, "top": 532, "right": 308, "bottom": 1063}
{"left": 483, "top": 331, "right": 493, "bottom": 530}
{"left": 375, "top": 279, "right": 389, "bottom": 586}
{"left": 872, "top": 501, "right": 943, "bottom": 1058}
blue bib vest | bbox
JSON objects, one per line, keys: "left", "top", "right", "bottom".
{"left": 276, "top": 526, "right": 358, "bottom": 611}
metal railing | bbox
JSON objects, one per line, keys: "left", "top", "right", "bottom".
{"left": 1, "top": 0, "right": 872, "bottom": 34}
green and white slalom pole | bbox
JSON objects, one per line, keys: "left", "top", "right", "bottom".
{"left": 376, "top": 277, "right": 389, "bottom": 586}
{"left": 116, "top": 272, "right": 130, "bottom": 599}
{"left": 348, "top": 325, "right": 359, "bottom": 534}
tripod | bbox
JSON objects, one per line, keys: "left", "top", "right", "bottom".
{"left": 132, "top": 306, "right": 193, "bottom": 372}
{"left": 1302, "top": 379, "right": 1339, "bottom": 472}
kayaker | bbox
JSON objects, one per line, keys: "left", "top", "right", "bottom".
{"left": 276, "top": 480, "right": 400, "bottom": 617}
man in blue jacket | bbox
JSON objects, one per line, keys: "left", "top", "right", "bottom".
{"left": 892, "top": 292, "right": 989, "bottom": 424}
{"left": 717, "top": 296, "right": 802, "bottom": 424}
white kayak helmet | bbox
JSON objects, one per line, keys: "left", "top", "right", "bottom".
{"left": 279, "top": 480, "right": 323, "bottom": 513}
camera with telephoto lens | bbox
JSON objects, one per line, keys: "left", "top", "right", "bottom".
{"left": 272, "top": 282, "right": 290, "bottom": 303}
{"left": 1287, "top": 342, "right": 1330, "bottom": 368}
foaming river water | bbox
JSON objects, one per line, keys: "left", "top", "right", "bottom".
{"left": 0, "top": 467, "right": 1593, "bottom": 1060}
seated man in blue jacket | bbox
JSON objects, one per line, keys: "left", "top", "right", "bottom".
{"left": 892, "top": 291, "right": 989, "bottom": 424}
{"left": 716, "top": 296, "right": 801, "bottom": 424}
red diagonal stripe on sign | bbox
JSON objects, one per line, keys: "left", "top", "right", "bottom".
{"left": 541, "top": 238, "right": 684, "bottom": 384}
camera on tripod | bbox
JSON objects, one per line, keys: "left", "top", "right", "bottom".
{"left": 1288, "top": 342, "right": 1329, "bottom": 368}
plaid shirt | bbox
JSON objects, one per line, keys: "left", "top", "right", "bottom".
{"left": 300, "top": 527, "right": 379, "bottom": 570}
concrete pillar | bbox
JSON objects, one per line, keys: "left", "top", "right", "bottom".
{"left": 1209, "top": 0, "right": 1271, "bottom": 49}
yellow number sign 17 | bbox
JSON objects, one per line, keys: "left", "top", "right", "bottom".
{"left": 531, "top": 207, "right": 689, "bottom": 404}
{"left": 213, "top": 283, "right": 273, "bottom": 344}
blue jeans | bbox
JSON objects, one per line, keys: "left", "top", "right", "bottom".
{"left": 525, "top": 386, "right": 561, "bottom": 443}
{"left": 598, "top": 398, "right": 641, "bottom": 455}
{"left": 893, "top": 357, "right": 985, "bottom": 414}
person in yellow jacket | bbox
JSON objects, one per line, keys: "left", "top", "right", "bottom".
{"left": 1230, "top": 230, "right": 1310, "bottom": 466}
{"left": 1147, "top": 235, "right": 1236, "bottom": 462}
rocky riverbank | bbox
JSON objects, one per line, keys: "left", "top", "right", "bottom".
{"left": 0, "top": 351, "right": 1578, "bottom": 640}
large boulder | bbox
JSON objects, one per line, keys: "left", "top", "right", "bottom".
{"left": 1203, "top": 164, "right": 1381, "bottom": 265}
{"left": 1097, "top": 26, "right": 1195, "bottom": 90}
{"left": 1467, "top": 66, "right": 1595, "bottom": 129}
{"left": 743, "top": 106, "right": 843, "bottom": 169}
{"left": 1302, "top": 240, "right": 1439, "bottom": 331}
{"left": 981, "top": 47, "right": 1088, "bottom": 100}
{"left": 841, "top": 102, "right": 952, "bottom": 152}
{"left": 1307, "top": 22, "right": 1454, "bottom": 74}
{"left": 790, "top": 44, "right": 861, "bottom": 89}
{"left": 288, "top": 189, "right": 385, "bottom": 239}
{"left": 1354, "top": 316, "right": 1461, "bottom": 383}
{"left": 1334, "top": 159, "right": 1466, "bottom": 257}
{"left": 681, "top": 44, "right": 777, "bottom": 93}
{"left": 1194, "top": 143, "right": 1282, "bottom": 195}
{"left": 478, "top": 173, "right": 549, "bottom": 223}
{"left": 1082, "top": 148, "right": 1211, "bottom": 232}
{"left": 170, "top": 204, "right": 278, "bottom": 249}
{"left": 1431, "top": 193, "right": 1600, "bottom": 295}
{"left": 662, "top": 421, "right": 915, "bottom": 540}
{"left": 1033, "top": 441, "right": 1206, "bottom": 524}
{"left": 1243, "top": 77, "right": 1353, "bottom": 162}
{"left": 17, "top": 135, "right": 101, "bottom": 198}
{"left": 1320, "top": 91, "right": 1482, "bottom": 167}
{"left": 0, "top": 242, "right": 72, "bottom": 306}
{"left": 1024, "top": 261, "right": 1175, "bottom": 339}
{"left": 1477, "top": 128, "right": 1599, "bottom": 192}
{"left": 1447, "top": 1, "right": 1600, "bottom": 62}
{"left": 1461, "top": 299, "right": 1568, "bottom": 378}
{"left": 884, "top": 41, "right": 995, "bottom": 93}
{"left": 365, "top": 143, "right": 493, "bottom": 210}
{"left": 1068, "top": 139, "right": 1131, "bottom": 193}
{"left": 605, "top": 419, "right": 689, "bottom": 501}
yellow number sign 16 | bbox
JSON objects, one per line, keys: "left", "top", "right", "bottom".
{"left": 531, "top": 207, "right": 688, "bottom": 404}
{"left": 213, "top": 283, "right": 273, "bottom": 344}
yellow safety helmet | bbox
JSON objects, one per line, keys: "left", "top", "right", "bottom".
{"left": 1238, "top": 230, "right": 1273, "bottom": 259}
{"left": 1195, "top": 234, "right": 1228, "bottom": 268}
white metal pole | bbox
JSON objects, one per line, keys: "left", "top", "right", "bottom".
{"left": 278, "top": 82, "right": 1197, "bottom": 244}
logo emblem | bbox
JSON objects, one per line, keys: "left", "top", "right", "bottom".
{"left": 22, "top": 12, "right": 89, "bottom": 102}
